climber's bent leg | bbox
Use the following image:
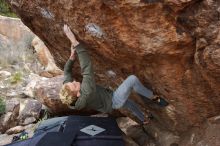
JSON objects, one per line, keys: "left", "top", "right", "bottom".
{"left": 112, "top": 75, "right": 154, "bottom": 109}
{"left": 122, "top": 99, "right": 145, "bottom": 122}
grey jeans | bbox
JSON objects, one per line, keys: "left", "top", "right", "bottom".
{"left": 112, "top": 75, "right": 153, "bottom": 122}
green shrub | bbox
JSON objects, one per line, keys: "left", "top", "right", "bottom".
{"left": 0, "top": 0, "right": 17, "bottom": 17}
{"left": 0, "top": 97, "right": 6, "bottom": 115}
{"left": 10, "top": 72, "right": 22, "bottom": 84}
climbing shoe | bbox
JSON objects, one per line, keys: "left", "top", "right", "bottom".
{"left": 152, "top": 96, "right": 169, "bottom": 107}
{"left": 12, "top": 131, "right": 29, "bottom": 142}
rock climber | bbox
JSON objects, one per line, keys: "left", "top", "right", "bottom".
{"left": 60, "top": 24, "right": 168, "bottom": 124}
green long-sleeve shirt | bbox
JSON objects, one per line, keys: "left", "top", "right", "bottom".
{"left": 63, "top": 43, "right": 113, "bottom": 113}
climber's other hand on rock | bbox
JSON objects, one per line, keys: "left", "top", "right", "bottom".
{"left": 63, "top": 24, "right": 79, "bottom": 47}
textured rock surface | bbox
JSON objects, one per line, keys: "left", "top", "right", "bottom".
{"left": 5, "top": 126, "right": 24, "bottom": 135}
{"left": 32, "top": 75, "right": 68, "bottom": 114}
{"left": 19, "top": 99, "right": 42, "bottom": 125}
{"left": 0, "top": 15, "right": 34, "bottom": 66}
{"left": 0, "top": 15, "right": 62, "bottom": 77}
{"left": 6, "top": 0, "right": 220, "bottom": 145}
{"left": 24, "top": 74, "right": 95, "bottom": 115}
{"left": 179, "top": 115, "right": 220, "bottom": 146}
{"left": 5, "top": 98, "right": 20, "bottom": 113}
{"left": 32, "top": 37, "right": 63, "bottom": 77}
{"left": 0, "top": 124, "right": 35, "bottom": 145}
{"left": 117, "top": 117, "right": 157, "bottom": 146}
{"left": 32, "top": 75, "right": 97, "bottom": 115}
{"left": 23, "top": 74, "right": 68, "bottom": 114}
{"left": 0, "top": 97, "right": 43, "bottom": 133}
{"left": 0, "top": 99, "right": 20, "bottom": 133}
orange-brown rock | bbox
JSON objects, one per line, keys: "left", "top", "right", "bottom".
{"left": 7, "top": 0, "right": 220, "bottom": 145}
{"left": 179, "top": 115, "right": 220, "bottom": 146}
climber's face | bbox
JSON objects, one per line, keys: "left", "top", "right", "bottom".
{"left": 66, "top": 81, "right": 81, "bottom": 97}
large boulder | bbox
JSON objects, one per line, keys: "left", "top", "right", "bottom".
{"left": 6, "top": 0, "right": 220, "bottom": 145}
{"left": 19, "top": 99, "right": 42, "bottom": 125}
{"left": 31, "top": 37, "right": 63, "bottom": 77}
{"left": 0, "top": 98, "right": 20, "bottom": 133}
{"left": 24, "top": 74, "right": 96, "bottom": 115}
{"left": 34, "top": 75, "right": 67, "bottom": 114}
{"left": 0, "top": 15, "right": 34, "bottom": 66}
{"left": 0, "top": 97, "right": 42, "bottom": 133}
{"left": 23, "top": 74, "right": 66, "bottom": 114}
{"left": 0, "top": 15, "right": 62, "bottom": 77}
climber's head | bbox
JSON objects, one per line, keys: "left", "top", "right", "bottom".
{"left": 59, "top": 81, "right": 81, "bottom": 106}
